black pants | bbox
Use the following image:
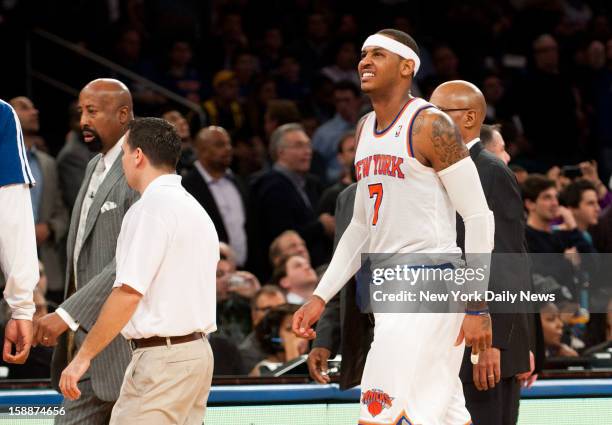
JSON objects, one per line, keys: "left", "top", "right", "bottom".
{"left": 463, "top": 377, "right": 521, "bottom": 425}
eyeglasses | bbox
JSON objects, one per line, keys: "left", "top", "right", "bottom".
{"left": 439, "top": 108, "right": 471, "bottom": 113}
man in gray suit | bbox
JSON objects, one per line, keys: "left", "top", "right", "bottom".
{"left": 10, "top": 97, "right": 69, "bottom": 304}
{"left": 33, "top": 79, "right": 137, "bottom": 424}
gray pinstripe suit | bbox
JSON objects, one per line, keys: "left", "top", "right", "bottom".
{"left": 51, "top": 150, "right": 139, "bottom": 424}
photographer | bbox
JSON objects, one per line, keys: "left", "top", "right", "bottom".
{"left": 249, "top": 304, "right": 308, "bottom": 376}
{"left": 216, "top": 243, "right": 261, "bottom": 344}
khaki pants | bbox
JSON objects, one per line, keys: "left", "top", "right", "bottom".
{"left": 110, "top": 336, "right": 213, "bottom": 425}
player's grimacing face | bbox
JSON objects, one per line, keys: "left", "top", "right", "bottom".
{"left": 359, "top": 47, "right": 399, "bottom": 93}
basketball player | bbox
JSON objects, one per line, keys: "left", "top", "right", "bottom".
{"left": 293, "top": 29, "right": 494, "bottom": 425}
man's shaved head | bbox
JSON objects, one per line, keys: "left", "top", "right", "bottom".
{"left": 79, "top": 78, "right": 134, "bottom": 153}
{"left": 81, "top": 78, "right": 133, "bottom": 111}
{"left": 429, "top": 80, "right": 486, "bottom": 143}
{"left": 194, "top": 126, "right": 232, "bottom": 173}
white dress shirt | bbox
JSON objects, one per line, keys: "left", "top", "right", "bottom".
{"left": 194, "top": 161, "right": 247, "bottom": 266}
{"left": 113, "top": 174, "right": 219, "bottom": 339}
{"left": 0, "top": 184, "right": 38, "bottom": 320}
{"left": 57, "top": 137, "right": 124, "bottom": 331}
{"left": 466, "top": 138, "right": 480, "bottom": 150}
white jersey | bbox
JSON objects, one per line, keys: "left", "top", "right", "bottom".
{"left": 354, "top": 98, "right": 471, "bottom": 424}
{"left": 355, "top": 97, "right": 461, "bottom": 255}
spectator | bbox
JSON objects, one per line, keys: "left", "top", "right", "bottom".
{"left": 249, "top": 123, "right": 334, "bottom": 279}
{"left": 312, "top": 82, "right": 361, "bottom": 182}
{"left": 239, "top": 285, "right": 287, "bottom": 373}
{"left": 56, "top": 101, "right": 95, "bottom": 211}
{"left": 275, "top": 54, "right": 309, "bottom": 101}
{"left": 518, "top": 34, "right": 581, "bottom": 165}
{"left": 203, "top": 70, "right": 245, "bottom": 135}
{"left": 480, "top": 124, "right": 511, "bottom": 165}
{"left": 233, "top": 50, "right": 260, "bottom": 99}
{"left": 250, "top": 304, "right": 308, "bottom": 376}
{"left": 207, "top": 12, "right": 249, "bottom": 73}
{"left": 523, "top": 174, "right": 594, "bottom": 297}
{"left": 540, "top": 302, "right": 579, "bottom": 357}
{"left": 422, "top": 44, "right": 461, "bottom": 98}
{"left": 321, "top": 40, "right": 360, "bottom": 87}
{"left": 270, "top": 255, "right": 317, "bottom": 305}
{"left": 216, "top": 243, "right": 260, "bottom": 345}
{"left": 10, "top": 97, "right": 69, "bottom": 305}
{"left": 161, "top": 109, "right": 195, "bottom": 176}
{"left": 510, "top": 164, "right": 528, "bottom": 185}
{"left": 577, "top": 160, "right": 612, "bottom": 209}
{"left": 245, "top": 77, "right": 278, "bottom": 138}
{"left": 183, "top": 127, "right": 248, "bottom": 267}
{"left": 318, "top": 132, "right": 356, "bottom": 215}
{"left": 263, "top": 99, "right": 301, "bottom": 142}
{"left": 259, "top": 27, "right": 284, "bottom": 73}
{"left": 268, "top": 230, "right": 311, "bottom": 269}
{"left": 292, "top": 13, "right": 330, "bottom": 80}
{"left": 161, "top": 40, "right": 203, "bottom": 104}
{"left": 560, "top": 179, "right": 601, "bottom": 244}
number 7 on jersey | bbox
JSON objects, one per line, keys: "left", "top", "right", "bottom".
{"left": 368, "top": 183, "right": 383, "bottom": 225}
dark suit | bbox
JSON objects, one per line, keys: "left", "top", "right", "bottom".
{"left": 56, "top": 131, "right": 96, "bottom": 211}
{"left": 36, "top": 150, "right": 69, "bottom": 297}
{"left": 312, "top": 183, "right": 373, "bottom": 390}
{"left": 456, "top": 140, "right": 532, "bottom": 425}
{"left": 182, "top": 165, "right": 248, "bottom": 246}
{"left": 248, "top": 167, "right": 330, "bottom": 279}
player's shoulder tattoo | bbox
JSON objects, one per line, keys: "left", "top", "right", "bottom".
{"left": 428, "top": 109, "right": 468, "bottom": 168}
{"left": 411, "top": 113, "right": 425, "bottom": 138}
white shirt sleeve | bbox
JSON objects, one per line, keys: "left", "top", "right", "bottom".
{"left": 0, "top": 184, "right": 38, "bottom": 320}
{"left": 313, "top": 186, "right": 370, "bottom": 303}
{"left": 55, "top": 307, "right": 80, "bottom": 331}
{"left": 113, "top": 209, "right": 169, "bottom": 295}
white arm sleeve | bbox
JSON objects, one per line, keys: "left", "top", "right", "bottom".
{"left": 313, "top": 186, "right": 370, "bottom": 303}
{"left": 438, "top": 156, "right": 494, "bottom": 254}
{"left": 0, "top": 184, "right": 38, "bottom": 320}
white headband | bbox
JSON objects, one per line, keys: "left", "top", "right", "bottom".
{"left": 362, "top": 34, "right": 421, "bottom": 76}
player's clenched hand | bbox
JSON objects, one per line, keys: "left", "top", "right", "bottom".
{"left": 455, "top": 313, "right": 492, "bottom": 354}
{"left": 3, "top": 319, "right": 33, "bottom": 364}
{"left": 292, "top": 296, "right": 325, "bottom": 340}
{"left": 308, "top": 347, "right": 332, "bottom": 384}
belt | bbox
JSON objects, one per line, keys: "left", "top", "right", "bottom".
{"left": 130, "top": 332, "right": 204, "bottom": 350}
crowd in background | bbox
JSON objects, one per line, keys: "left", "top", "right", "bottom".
{"left": 2, "top": 0, "right": 612, "bottom": 378}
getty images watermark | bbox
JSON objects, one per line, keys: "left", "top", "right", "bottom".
{"left": 354, "top": 253, "right": 611, "bottom": 314}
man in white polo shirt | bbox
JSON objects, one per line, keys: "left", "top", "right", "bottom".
{"left": 58, "top": 117, "right": 219, "bottom": 425}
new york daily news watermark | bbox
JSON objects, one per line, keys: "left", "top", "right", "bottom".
{"left": 354, "top": 253, "right": 612, "bottom": 314}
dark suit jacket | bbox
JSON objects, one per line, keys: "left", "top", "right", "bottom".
{"left": 56, "top": 131, "right": 95, "bottom": 211}
{"left": 36, "top": 150, "right": 69, "bottom": 292}
{"left": 182, "top": 166, "right": 248, "bottom": 245}
{"left": 456, "top": 141, "right": 532, "bottom": 380}
{"left": 248, "top": 168, "right": 329, "bottom": 279}
{"left": 312, "top": 183, "right": 373, "bottom": 390}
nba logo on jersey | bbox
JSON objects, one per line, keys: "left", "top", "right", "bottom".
{"left": 361, "top": 388, "right": 393, "bottom": 417}
{"left": 394, "top": 124, "right": 403, "bottom": 138}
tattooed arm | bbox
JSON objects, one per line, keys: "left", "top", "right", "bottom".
{"left": 411, "top": 108, "right": 468, "bottom": 171}
{"left": 413, "top": 107, "right": 494, "bottom": 351}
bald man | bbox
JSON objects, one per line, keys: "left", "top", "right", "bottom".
{"left": 34, "top": 79, "right": 139, "bottom": 424}
{"left": 182, "top": 126, "right": 248, "bottom": 266}
{"left": 431, "top": 81, "right": 534, "bottom": 425}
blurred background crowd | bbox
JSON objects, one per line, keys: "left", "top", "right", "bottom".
{"left": 1, "top": 0, "right": 612, "bottom": 379}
